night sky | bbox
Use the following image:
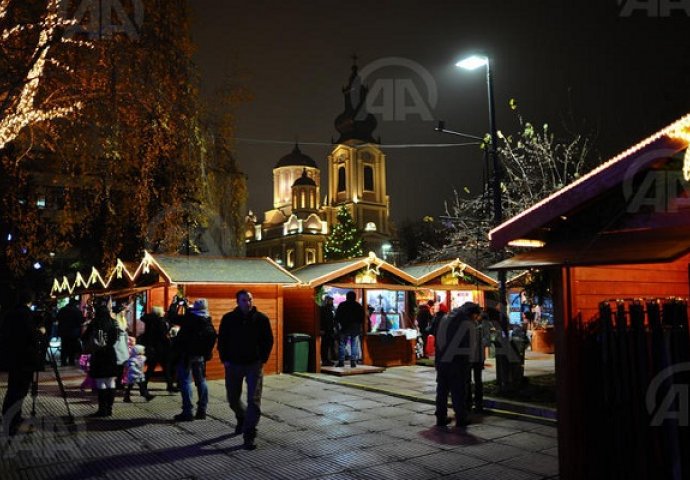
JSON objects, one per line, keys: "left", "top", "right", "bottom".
{"left": 189, "top": 0, "right": 690, "bottom": 225}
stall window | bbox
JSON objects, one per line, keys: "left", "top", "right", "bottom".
{"left": 366, "top": 289, "right": 406, "bottom": 331}
{"left": 286, "top": 249, "right": 294, "bottom": 268}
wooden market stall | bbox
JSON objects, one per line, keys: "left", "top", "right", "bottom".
{"left": 127, "top": 252, "right": 299, "bottom": 379}
{"left": 286, "top": 253, "right": 419, "bottom": 372}
{"left": 489, "top": 114, "right": 690, "bottom": 480}
{"left": 402, "top": 258, "right": 498, "bottom": 309}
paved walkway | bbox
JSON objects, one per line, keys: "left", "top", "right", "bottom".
{"left": 306, "top": 351, "right": 556, "bottom": 421}
{"left": 0, "top": 356, "right": 558, "bottom": 480}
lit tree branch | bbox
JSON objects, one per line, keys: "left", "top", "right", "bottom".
{"left": 0, "top": 0, "right": 84, "bottom": 151}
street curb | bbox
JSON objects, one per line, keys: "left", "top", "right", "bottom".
{"left": 292, "top": 372, "right": 557, "bottom": 427}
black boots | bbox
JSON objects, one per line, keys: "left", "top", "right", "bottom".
{"left": 105, "top": 389, "right": 114, "bottom": 416}
{"left": 139, "top": 383, "right": 155, "bottom": 402}
{"left": 90, "top": 389, "right": 114, "bottom": 417}
{"left": 124, "top": 383, "right": 155, "bottom": 403}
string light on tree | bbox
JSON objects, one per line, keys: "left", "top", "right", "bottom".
{"left": 0, "top": 0, "right": 88, "bottom": 150}
{"left": 324, "top": 206, "right": 363, "bottom": 260}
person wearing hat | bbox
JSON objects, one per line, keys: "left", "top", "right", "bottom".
{"left": 218, "top": 290, "right": 274, "bottom": 450}
{"left": 171, "top": 298, "right": 217, "bottom": 422}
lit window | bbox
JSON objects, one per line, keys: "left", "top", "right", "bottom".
{"left": 287, "top": 249, "right": 294, "bottom": 268}
{"left": 306, "top": 249, "right": 316, "bottom": 265}
{"left": 337, "top": 166, "right": 346, "bottom": 192}
{"left": 36, "top": 197, "right": 46, "bottom": 209}
{"left": 365, "top": 222, "right": 377, "bottom": 232}
{"left": 364, "top": 166, "right": 374, "bottom": 191}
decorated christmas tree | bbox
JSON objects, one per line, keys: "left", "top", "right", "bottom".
{"left": 324, "top": 206, "right": 363, "bottom": 260}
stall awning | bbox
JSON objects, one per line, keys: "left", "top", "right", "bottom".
{"left": 490, "top": 226, "right": 690, "bottom": 270}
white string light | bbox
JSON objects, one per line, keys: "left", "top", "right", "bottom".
{"left": 0, "top": 0, "right": 88, "bottom": 150}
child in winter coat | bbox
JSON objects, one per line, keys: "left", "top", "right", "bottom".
{"left": 123, "top": 345, "right": 155, "bottom": 402}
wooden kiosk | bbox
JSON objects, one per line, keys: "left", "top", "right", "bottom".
{"left": 285, "top": 253, "right": 419, "bottom": 372}
{"left": 402, "top": 258, "right": 498, "bottom": 308}
{"left": 489, "top": 114, "right": 690, "bottom": 480}
{"left": 130, "top": 252, "right": 299, "bottom": 379}
{"left": 52, "top": 252, "right": 300, "bottom": 380}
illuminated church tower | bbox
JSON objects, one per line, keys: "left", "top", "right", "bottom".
{"left": 325, "top": 62, "right": 392, "bottom": 252}
{"left": 245, "top": 61, "right": 393, "bottom": 268}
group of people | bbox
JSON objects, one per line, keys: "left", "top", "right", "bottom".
{"left": 319, "top": 291, "right": 365, "bottom": 368}
{"left": 3, "top": 287, "right": 496, "bottom": 449}
{"left": 0, "top": 289, "right": 273, "bottom": 451}
{"left": 434, "top": 301, "right": 493, "bottom": 428}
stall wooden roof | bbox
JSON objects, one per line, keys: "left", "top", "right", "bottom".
{"left": 135, "top": 252, "right": 300, "bottom": 285}
{"left": 489, "top": 113, "right": 690, "bottom": 269}
{"left": 401, "top": 258, "right": 497, "bottom": 287}
{"left": 489, "top": 113, "right": 690, "bottom": 251}
{"left": 291, "top": 253, "right": 417, "bottom": 287}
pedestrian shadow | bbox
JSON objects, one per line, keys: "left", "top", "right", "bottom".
{"left": 418, "top": 426, "right": 484, "bottom": 446}
{"left": 83, "top": 417, "right": 173, "bottom": 432}
{"left": 49, "top": 431, "right": 246, "bottom": 480}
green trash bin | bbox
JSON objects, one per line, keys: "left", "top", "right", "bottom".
{"left": 285, "top": 333, "right": 310, "bottom": 373}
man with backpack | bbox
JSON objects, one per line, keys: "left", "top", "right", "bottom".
{"left": 171, "top": 298, "right": 217, "bottom": 422}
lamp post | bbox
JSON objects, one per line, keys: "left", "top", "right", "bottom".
{"left": 456, "top": 54, "right": 507, "bottom": 330}
{"left": 457, "top": 54, "right": 515, "bottom": 394}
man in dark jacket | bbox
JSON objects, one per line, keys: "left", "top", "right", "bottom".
{"left": 434, "top": 302, "right": 481, "bottom": 428}
{"left": 218, "top": 290, "right": 274, "bottom": 450}
{"left": 334, "top": 291, "right": 364, "bottom": 368}
{"left": 172, "top": 299, "right": 215, "bottom": 422}
{"left": 319, "top": 295, "right": 337, "bottom": 366}
{"left": 140, "top": 306, "right": 176, "bottom": 392}
{"left": 56, "top": 299, "right": 84, "bottom": 366}
{"left": 1, "top": 290, "right": 46, "bottom": 435}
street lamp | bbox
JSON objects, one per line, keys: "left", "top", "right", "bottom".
{"left": 456, "top": 54, "right": 507, "bottom": 329}
{"left": 381, "top": 242, "right": 392, "bottom": 262}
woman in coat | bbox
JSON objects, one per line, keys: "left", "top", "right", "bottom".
{"left": 85, "top": 304, "right": 119, "bottom": 417}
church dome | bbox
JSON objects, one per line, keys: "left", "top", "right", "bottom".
{"left": 275, "top": 144, "right": 317, "bottom": 169}
{"left": 292, "top": 168, "right": 316, "bottom": 187}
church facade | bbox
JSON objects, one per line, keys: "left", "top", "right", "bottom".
{"left": 245, "top": 63, "right": 393, "bottom": 269}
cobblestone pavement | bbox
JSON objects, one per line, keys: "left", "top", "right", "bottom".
{"left": 0, "top": 365, "right": 558, "bottom": 480}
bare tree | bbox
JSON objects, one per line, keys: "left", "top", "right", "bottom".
{"left": 422, "top": 110, "right": 596, "bottom": 269}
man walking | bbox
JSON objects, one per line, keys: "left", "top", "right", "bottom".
{"left": 335, "top": 291, "right": 364, "bottom": 368}
{"left": 218, "top": 290, "right": 274, "bottom": 450}
{"left": 1, "top": 290, "right": 46, "bottom": 436}
{"left": 434, "top": 302, "right": 481, "bottom": 428}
